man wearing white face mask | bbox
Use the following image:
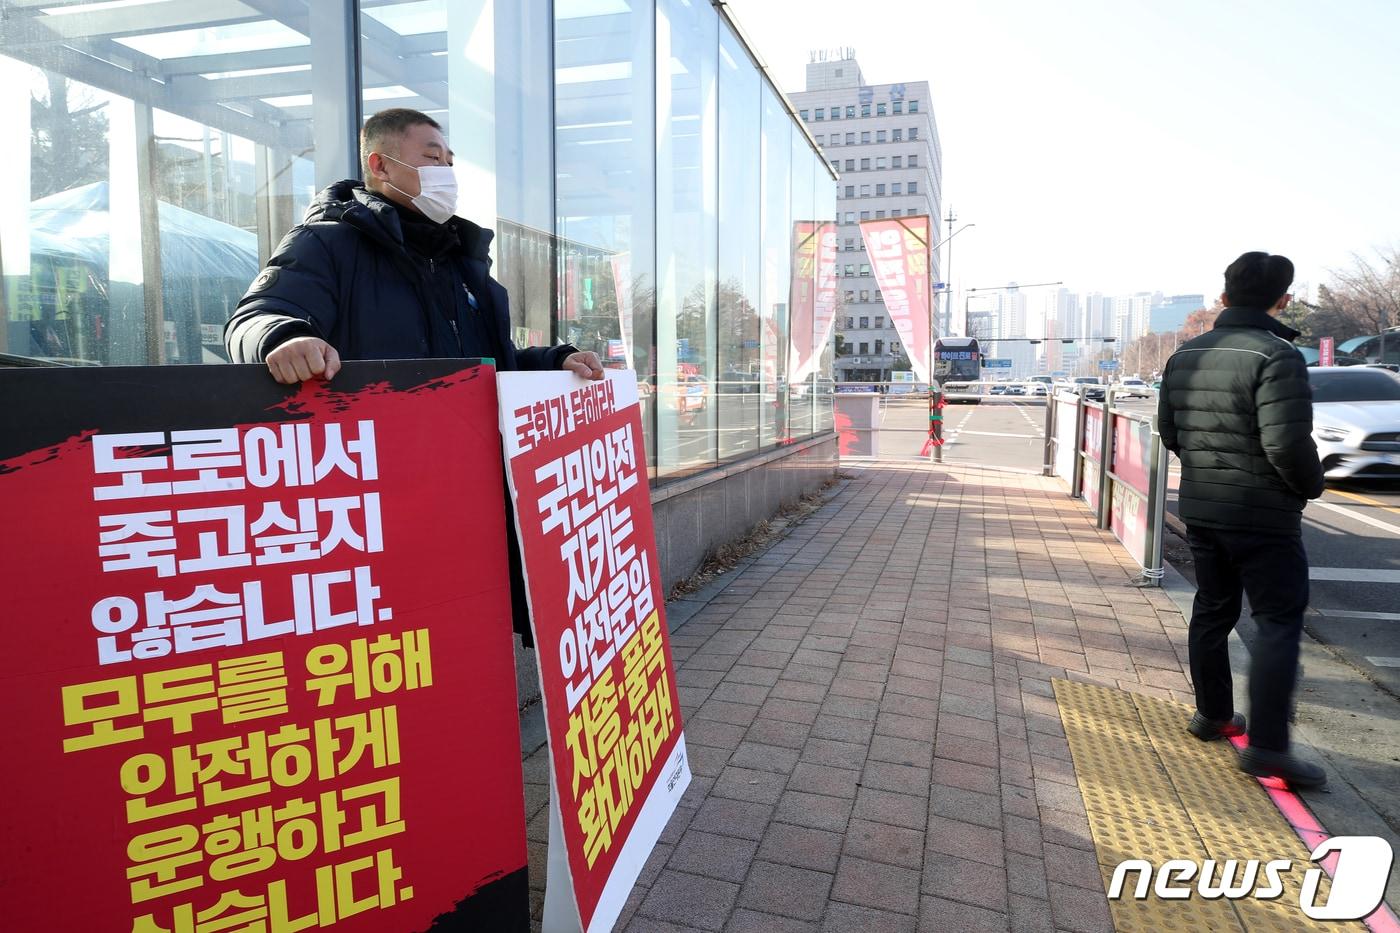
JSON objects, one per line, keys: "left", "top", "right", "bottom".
{"left": 224, "top": 107, "right": 604, "bottom": 386}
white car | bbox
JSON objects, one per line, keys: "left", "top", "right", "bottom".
{"left": 1309, "top": 367, "right": 1400, "bottom": 479}
{"left": 1116, "top": 378, "right": 1152, "bottom": 398}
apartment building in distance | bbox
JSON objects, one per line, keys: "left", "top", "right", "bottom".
{"left": 790, "top": 51, "right": 944, "bottom": 382}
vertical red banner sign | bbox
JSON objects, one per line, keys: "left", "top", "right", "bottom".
{"left": 860, "top": 215, "right": 933, "bottom": 382}
{"left": 1319, "top": 336, "right": 1334, "bottom": 367}
{"left": 787, "top": 221, "right": 819, "bottom": 383}
{"left": 498, "top": 371, "right": 690, "bottom": 933}
{"left": 0, "top": 362, "right": 529, "bottom": 932}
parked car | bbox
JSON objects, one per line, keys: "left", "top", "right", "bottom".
{"left": 1308, "top": 367, "right": 1400, "bottom": 480}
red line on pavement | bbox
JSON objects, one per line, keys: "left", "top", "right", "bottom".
{"left": 1227, "top": 735, "right": 1400, "bottom": 931}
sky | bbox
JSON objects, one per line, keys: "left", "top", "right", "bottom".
{"left": 725, "top": 0, "right": 1400, "bottom": 303}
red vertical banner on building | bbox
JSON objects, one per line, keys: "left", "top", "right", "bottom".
{"left": 787, "top": 221, "right": 819, "bottom": 382}
{"left": 1319, "top": 336, "right": 1334, "bottom": 367}
{"left": 860, "top": 215, "right": 933, "bottom": 382}
{"left": 788, "top": 221, "right": 839, "bottom": 385}
{"left": 0, "top": 361, "right": 529, "bottom": 932}
{"left": 498, "top": 371, "right": 690, "bottom": 933}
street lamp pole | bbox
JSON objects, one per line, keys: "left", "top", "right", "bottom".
{"left": 922, "top": 219, "right": 975, "bottom": 462}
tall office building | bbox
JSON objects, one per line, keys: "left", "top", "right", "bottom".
{"left": 1150, "top": 294, "right": 1206, "bottom": 333}
{"left": 791, "top": 52, "right": 944, "bottom": 382}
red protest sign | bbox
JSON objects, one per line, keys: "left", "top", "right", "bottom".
{"left": 498, "top": 371, "right": 690, "bottom": 933}
{"left": 0, "top": 361, "right": 528, "bottom": 932}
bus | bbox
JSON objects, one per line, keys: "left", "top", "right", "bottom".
{"left": 934, "top": 337, "right": 981, "bottom": 381}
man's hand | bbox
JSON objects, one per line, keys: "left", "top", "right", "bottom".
{"left": 266, "top": 336, "right": 341, "bottom": 385}
{"left": 563, "top": 350, "right": 605, "bottom": 381}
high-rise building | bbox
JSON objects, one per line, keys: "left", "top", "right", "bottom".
{"left": 1150, "top": 294, "right": 1207, "bottom": 333}
{"left": 790, "top": 53, "right": 943, "bottom": 382}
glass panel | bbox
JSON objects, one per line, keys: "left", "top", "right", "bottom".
{"left": 758, "top": 87, "right": 790, "bottom": 449}
{"left": 787, "top": 138, "right": 815, "bottom": 443}
{"left": 1, "top": 3, "right": 346, "bottom": 366}
{"left": 359, "top": 0, "right": 556, "bottom": 356}
{"left": 716, "top": 25, "right": 762, "bottom": 463}
{"left": 655, "top": 0, "right": 718, "bottom": 478}
{"left": 555, "top": 0, "right": 657, "bottom": 473}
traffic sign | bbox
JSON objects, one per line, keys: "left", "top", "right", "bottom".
{"left": 984, "top": 358, "right": 1013, "bottom": 369}
{"left": 1099, "top": 359, "right": 1119, "bottom": 371}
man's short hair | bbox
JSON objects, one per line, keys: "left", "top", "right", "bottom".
{"left": 1224, "top": 251, "right": 1294, "bottom": 308}
{"left": 360, "top": 108, "right": 442, "bottom": 176}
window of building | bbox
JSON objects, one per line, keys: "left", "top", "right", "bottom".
{"left": 891, "top": 209, "right": 901, "bottom": 217}
{"left": 829, "top": 107, "right": 840, "bottom": 121}
{"left": 859, "top": 342, "right": 869, "bottom": 355}
{"left": 909, "top": 100, "right": 919, "bottom": 112}
{"left": 909, "top": 127, "right": 919, "bottom": 139}
{"left": 891, "top": 129, "right": 902, "bottom": 142}
{"left": 860, "top": 131, "right": 871, "bottom": 144}
{"left": 845, "top": 314, "right": 854, "bottom": 326}
{"left": 892, "top": 155, "right": 902, "bottom": 168}
{"left": 875, "top": 316, "right": 885, "bottom": 328}
{"left": 846, "top": 105, "right": 856, "bottom": 118}
{"left": 892, "top": 182, "right": 902, "bottom": 195}
{"left": 860, "top": 158, "right": 870, "bottom": 170}
{"left": 859, "top": 316, "right": 869, "bottom": 328}
{"left": 908, "top": 154, "right": 918, "bottom": 167}
{"left": 845, "top": 264, "right": 856, "bottom": 276}
{"left": 876, "top": 102, "right": 886, "bottom": 116}
{"left": 859, "top": 184, "right": 871, "bottom": 197}
{"left": 860, "top": 103, "right": 871, "bottom": 117}
{"left": 816, "top": 134, "right": 825, "bottom": 144}
{"left": 828, "top": 135, "right": 839, "bottom": 147}
{"left": 875, "top": 289, "right": 883, "bottom": 301}
{"left": 876, "top": 184, "right": 886, "bottom": 196}
{"left": 860, "top": 263, "right": 871, "bottom": 276}
{"left": 830, "top": 160, "right": 839, "bottom": 173}
{"left": 844, "top": 237, "right": 855, "bottom": 250}
{"left": 876, "top": 157, "right": 887, "bottom": 169}
{"left": 844, "top": 185, "right": 855, "bottom": 197}
{"left": 845, "top": 132, "right": 855, "bottom": 144}
{"left": 814, "top": 108, "right": 824, "bottom": 120}
{"left": 893, "top": 100, "right": 904, "bottom": 114}
{"left": 844, "top": 159, "right": 855, "bottom": 171}
{"left": 876, "top": 130, "right": 887, "bottom": 143}
{"left": 800, "top": 109, "right": 809, "bottom": 120}
{"left": 874, "top": 210, "right": 885, "bottom": 218}
{"left": 908, "top": 181, "right": 918, "bottom": 194}
{"left": 875, "top": 339, "right": 884, "bottom": 354}
{"left": 844, "top": 211, "right": 856, "bottom": 223}
{"left": 860, "top": 210, "right": 871, "bottom": 220}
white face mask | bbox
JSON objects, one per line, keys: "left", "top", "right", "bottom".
{"left": 379, "top": 153, "right": 458, "bottom": 224}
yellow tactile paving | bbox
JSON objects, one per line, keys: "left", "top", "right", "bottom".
{"left": 1054, "top": 679, "right": 1359, "bottom": 932}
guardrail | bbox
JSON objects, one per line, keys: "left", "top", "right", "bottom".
{"left": 1044, "top": 387, "right": 1169, "bottom": 586}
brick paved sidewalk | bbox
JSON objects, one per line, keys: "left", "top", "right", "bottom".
{"left": 523, "top": 461, "right": 1198, "bottom": 933}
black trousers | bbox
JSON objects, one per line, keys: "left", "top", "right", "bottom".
{"left": 1185, "top": 525, "right": 1309, "bottom": 752}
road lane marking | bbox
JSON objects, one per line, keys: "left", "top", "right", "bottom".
{"left": 1315, "top": 609, "right": 1400, "bottom": 621}
{"left": 1307, "top": 499, "right": 1400, "bottom": 536}
{"left": 1365, "top": 657, "right": 1400, "bottom": 668}
{"left": 1309, "top": 567, "right": 1400, "bottom": 583}
{"left": 1328, "top": 488, "right": 1400, "bottom": 517}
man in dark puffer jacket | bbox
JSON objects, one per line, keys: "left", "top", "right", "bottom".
{"left": 226, "top": 108, "right": 605, "bottom": 646}
{"left": 1158, "top": 251, "right": 1327, "bottom": 788}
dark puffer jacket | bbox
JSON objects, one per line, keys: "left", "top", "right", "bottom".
{"left": 224, "top": 180, "right": 575, "bottom": 372}
{"left": 1157, "top": 306, "right": 1324, "bottom": 534}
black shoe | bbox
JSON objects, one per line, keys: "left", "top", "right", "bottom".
{"left": 1187, "top": 711, "right": 1246, "bottom": 741}
{"left": 1239, "top": 746, "right": 1328, "bottom": 789}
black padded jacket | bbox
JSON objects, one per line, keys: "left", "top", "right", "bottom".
{"left": 1156, "top": 306, "right": 1324, "bottom": 534}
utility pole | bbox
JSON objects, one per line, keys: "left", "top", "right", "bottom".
{"left": 944, "top": 208, "right": 957, "bottom": 335}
